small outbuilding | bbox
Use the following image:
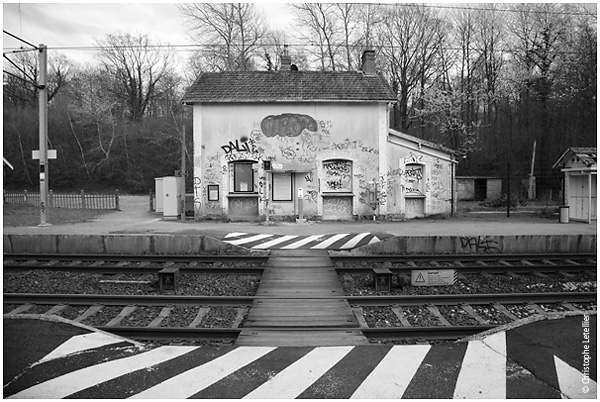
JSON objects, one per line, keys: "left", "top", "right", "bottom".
{"left": 552, "top": 147, "right": 597, "bottom": 223}
{"left": 456, "top": 176, "right": 502, "bottom": 201}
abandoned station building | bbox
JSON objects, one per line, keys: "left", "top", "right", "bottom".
{"left": 183, "top": 50, "right": 460, "bottom": 221}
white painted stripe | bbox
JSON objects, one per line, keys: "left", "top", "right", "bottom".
{"left": 350, "top": 345, "right": 430, "bottom": 399}
{"left": 36, "top": 332, "right": 125, "bottom": 365}
{"left": 243, "top": 346, "right": 353, "bottom": 399}
{"left": 129, "top": 346, "right": 275, "bottom": 399}
{"left": 252, "top": 235, "right": 299, "bottom": 249}
{"left": 8, "top": 346, "right": 197, "bottom": 399}
{"left": 225, "top": 232, "right": 247, "bottom": 238}
{"left": 310, "top": 234, "right": 350, "bottom": 249}
{"left": 453, "top": 332, "right": 506, "bottom": 399}
{"left": 554, "top": 355, "right": 597, "bottom": 399}
{"left": 280, "top": 235, "right": 324, "bottom": 249}
{"left": 339, "top": 233, "right": 370, "bottom": 249}
{"left": 224, "top": 234, "right": 274, "bottom": 246}
{"left": 368, "top": 236, "right": 380, "bottom": 245}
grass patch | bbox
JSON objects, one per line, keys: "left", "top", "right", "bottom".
{"left": 3, "top": 203, "right": 108, "bottom": 227}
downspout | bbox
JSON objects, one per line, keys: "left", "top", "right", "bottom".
{"left": 451, "top": 161, "right": 455, "bottom": 217}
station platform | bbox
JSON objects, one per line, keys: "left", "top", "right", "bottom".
{"left": 3, "top": 312, "right": 597, "bottom": 399}
{"left": 2, "top": 196, "right": 597, "bottom": 254}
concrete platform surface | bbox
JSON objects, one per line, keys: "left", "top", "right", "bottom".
{"left": 3, "top": 196, "right": 597, "bottom": 254}
{"left": 3, "top": 313, "right": 596, "bottom": 399}
{"left": 3, "top": 196, "right": 597, "bottom": 238}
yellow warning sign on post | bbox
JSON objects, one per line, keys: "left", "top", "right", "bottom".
{"left": 411, "top": 269, "right": 456, "bottom": 286}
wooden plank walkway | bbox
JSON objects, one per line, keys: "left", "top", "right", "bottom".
{"left": 236, "top": 250, "right": 369, "bottom": 346}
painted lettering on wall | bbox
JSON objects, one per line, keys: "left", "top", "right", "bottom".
{"left": 193, "top": 176, "right": 202, "bottom": 214}
{"left": 323, "top": 160, "right": 352, "bottom": 192}
{"left": 403, "top": 164, "right": 424, "bottom": 196}
{"left": 405, "top": 152, "right": 423, "bottom": 164}
{"left": 261, "top": 114, "right": 318, "bottom": 137}
{"left": 459, "top": 236, "right": 501, "bottom": 253}
{"left": 221, "top": 139, "right": 254, "bottom": 155}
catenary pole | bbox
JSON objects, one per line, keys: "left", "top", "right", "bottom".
{"left": 38, "top": 44, "right": 50, "bottom": 226}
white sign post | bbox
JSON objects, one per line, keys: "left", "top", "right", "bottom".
{"left": 297, "top": 187, "right": 305, "bottom": 224}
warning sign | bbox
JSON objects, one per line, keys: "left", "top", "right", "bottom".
{"left": 411, "top": 269, "right": 456, "bottom": 286}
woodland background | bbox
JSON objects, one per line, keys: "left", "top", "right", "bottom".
{"left": 3, "top": 3, "right": 596, "bottom": 200}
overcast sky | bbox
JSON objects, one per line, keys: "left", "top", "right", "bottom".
{"left": 2, "top": 2, "right": 293, "bottom": 65}
{"left": 3, "top": 2, "right": 597, "bottom": 67}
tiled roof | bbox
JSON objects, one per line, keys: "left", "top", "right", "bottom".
{"left": 182, "top": 71, "right": 397, "bottom": 103}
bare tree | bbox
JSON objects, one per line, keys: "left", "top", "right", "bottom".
{"left": 334, "top": 3, "right": 362, "bottom": 71}
{"left": 3, "top": 50, "right": 70, "bottom": 107}
{"left": 377, "top": 4, "right": 447, "bottom": 131}
{"left": 96, "top": 33, "right": 174, "bottom": 122}
{"left": 179, "top": 3, "right": 267, "bottom": 71}
{"left": 291, "top": 3, "right": 341, "bottom": 71}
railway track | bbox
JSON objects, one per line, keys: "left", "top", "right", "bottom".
{"left": 4, "top": 252, "right": 595, "bottom": 274}
{"left": 4, "top": 291, "right": 596, "bottom": 342}
{"left": 3, "top": 252, "right": 596, "bottom": 343}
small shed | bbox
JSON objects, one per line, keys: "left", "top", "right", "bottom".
{"left": 456, "top": 176, "right": 502, "bottom": 201}
{"left": 552, "top": 147, "right": 597, "bottom": 223}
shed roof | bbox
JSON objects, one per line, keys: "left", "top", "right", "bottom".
{"left": 182, "top": 70, "right": 397, "bottom": 104}
{"left": 552, "top": 147, "right": 597, "bottom": 169}
{"left": 388, "top": 128, "right": 461, "bottom": 157}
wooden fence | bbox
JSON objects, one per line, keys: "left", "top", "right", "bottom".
{"left": 3, "top": 190, "right": 120, "bottom": 210}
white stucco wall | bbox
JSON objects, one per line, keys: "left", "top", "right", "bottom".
{"left": 387, "top": 134, "right": 456, "bottom": 218}
{"left": 192, "top": 102, "right": 386, "bottom": 220}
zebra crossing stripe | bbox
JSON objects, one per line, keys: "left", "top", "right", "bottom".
{"left": 280, "top": 235, "right": 324, "bottom": 249}
{"left": 8, "top": 346, "right": 198, "bottom": 399}
{"left": 339, "top": 233, "right": 371, "bottom": 249}
{"left": 129, "top": 347, "right": 275, "bottom": 399}
{"left": 36, "top": 332, "right": 126, "bottom": 365}
{"left": 224, "top": 232, "right": 247, "bottom": 238}
{"left": 252, "top": 235, "right": 299, "bottom": 249}
{"left": 350, "top": 345, "right": 430, "bottom": 399}
{"left": 310, "top": 234, "right": 350, "bottom": 249}
{"left": 453, "top": 332, "right": 507, "bottom": 399}
{"left": 554, "top": 356, "right": 597, "bottom": 399}
{"left": 243, "top": 346, "right": 354, "bottom": 399}
{"left": 224, "top": 234, "right": 274, "bottom": 246}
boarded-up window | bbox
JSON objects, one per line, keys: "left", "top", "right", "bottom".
{"left": 323, "top": 160, "right": 352, "bottom": 192}
{"left": 404, "top": 164, "right": 424, "bottom": 196}
{"left": 272, "top": 172, "right": 292, "bottom": 201}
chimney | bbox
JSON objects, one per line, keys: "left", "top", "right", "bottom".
{"left": 280, "top": 45, "right": 291, "bottom": 71}
{"left": 361, "top": 49, "right": 376, "bottom": 75}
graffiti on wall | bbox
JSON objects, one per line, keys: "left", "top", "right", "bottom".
{"left": 323, "top": 160, "right": 352, "bottom": 192}
{"left": 323, "top": 197, "right": 352, "bottom": 216}
{"left": 404, "top": 164, "right": 424, "bottom": 196}
{"left": 261, "top": 114, "right": 318, "bottom": 137}
{"left": 193, "top": 176, "right": 202, "bottom": 214}
{"left": 430, "top": 159, "right": 445, "bottom": 199}
{"left": 459, "top": 236, "right": 501, "bottom": 253}
{"left": 405, "top": 152, "right": 423, "bottom": 164}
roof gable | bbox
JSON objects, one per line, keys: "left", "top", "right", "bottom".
{"left": 182, "top": 70, "right": 397, "bottom": 104}
{"left": 552, "top": 147, "right": 597, "bottom": 169}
